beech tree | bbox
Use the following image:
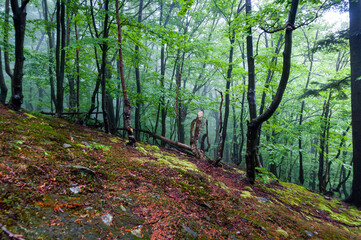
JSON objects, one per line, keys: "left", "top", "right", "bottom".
{"left": 245, "top": 0, "right": 299, "bottom": 184}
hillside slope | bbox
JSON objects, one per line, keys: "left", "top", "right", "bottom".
{"left": 0, "top": 105, "right": 361, "bottom": 239}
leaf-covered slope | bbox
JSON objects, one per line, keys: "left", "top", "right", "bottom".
{"left": 0, "top": 106, "right": 360, "bottom": 239}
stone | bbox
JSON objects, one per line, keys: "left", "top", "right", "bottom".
{"left": 62, "top": 143, "right": 72, "bottom": 148}
{"left": 120, "top": 205, "right": 127, "bottom": 212}
{"left": 101, "top": 213, "right": 112, "bottom": 226}
{"left": 257, "top": 197, "right": 269, "bottom": 203}
{"left": 69, "top": 186, "right": 81, "bottom": 194}
{"left": 305, "top": 230, "right": 313, "bottom": 237}
{"left": 182, "top": 225, "right": 198, "bottom": 238}
{"left": 131, "top": 225, "right": 142, "bottom": 238}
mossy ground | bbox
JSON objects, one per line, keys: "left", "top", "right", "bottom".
{"left": 0, "top": 105, "right": 360, "bottom": 239}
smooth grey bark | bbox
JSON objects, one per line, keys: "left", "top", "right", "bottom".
{"left": 4, "top": 0, "right": 13, "bottom": 80}
{"left": 0, "top": 47, "right": 8, "bottom": 104}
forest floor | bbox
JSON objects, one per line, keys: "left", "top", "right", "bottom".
{"left": 0, "top": 105, "right": 361, "bottom": 240}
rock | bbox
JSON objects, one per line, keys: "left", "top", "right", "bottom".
{"left": 305, "top": 230, "right": 313, "bottom": 237}
{"left": 101, "top": 213, "right": 112, "bottom": 226}
{"left": 257, "top": 197, "right": 269, "bottom": 203}
{"left": 63, "top": 143, "right": 72, "bottom": 148}
{"left": 275, "top": 227, "right": 289, "bottom": 238}
{"left": 182, "top": 225, "right": 198, "bottom": 238}
{"left": 69, "top": 186, "right": 81, "bottom": 194}
{"left": 241, "top": 218, "right": 248, "bottom": 222}
{"left": 120, "top": 205, "right": 127, "bottom": 212}
{"left": 204, "top": 215, "right": 211, "bottom": 221}
{"left": 131, "top": 225, "right": 143, "bottom": 238}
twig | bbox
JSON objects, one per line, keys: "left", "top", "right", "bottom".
{"left": 0, "top": 223, "right": 25, "bottom": 240}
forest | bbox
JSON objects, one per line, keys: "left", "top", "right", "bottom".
{"left": 1, "top": 0, "right": 361, "bottom": 208}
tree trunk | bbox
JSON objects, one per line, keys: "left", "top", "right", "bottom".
{"left": 66, "top": 6, "right": 76, "bottom": 112}
{"left": 345, "top": 0, "right": 361, "bottom": 206}
{"left": 318, "top": 92, "right": 331, "bottom": 193}
{"left": 8, "top": 0, "right": 30, "bottom": 111}
{"left": 74, "top": 19, "right": 80, "bottom": 112}
{"left": 55, "top": 0, "right": 65, "bottom": 115}
{"left": 100, "top": 0, "right": 110, "bottom": 133}
{"left": 245, "top": 0, "right": 299, "bottom": 184}
{"left": 218, "top": 29, "right": 235, "bottom": 161}
{"left": 4, "top": 0, "right": 13, "bottom": 80}
{"left": 190, "top": 111, "right": 204, "bottom": 160}
{"left": 0, "top": 47, "right": 8, "bottom": 104}
{"left": 299, "top": 30, "right": 318, "bottom": 185}
{"left": 116, "top": 0, "right": 136, "bottom": 146}
{"left": 134, "top": 0, "right": 144, "bottom": 141}
{"left": 42, "top": 0, "right": 56, "bottom": 110}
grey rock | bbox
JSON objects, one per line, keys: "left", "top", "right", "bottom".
{"left": 69, "top": 186, "right": 81, "bottom": 194}
{"left": 131, "top": 225, "right": 143, "bottom": 238}
{"left": 182, "top": 225, "right": 198, "bottom": 238}
{"left": 257, "top": 197, "right": 269, "bottom": 203}
{"left": 305, "top": 230, "right": 313, "bottom": 237}
{"left": 101, "top": 213, "right": 112, "bottom": 226}
{"left": 62, "top": 143, "right": 72, "bottom": 148}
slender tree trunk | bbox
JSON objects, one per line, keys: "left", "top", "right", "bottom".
{"left": 318, "top": 92, "right": 331, "bottom": 193}
{"left": 55, "top": 0, "right": 66, "bottom": 115}
{"left": 298, "top": 31, "right": 318, "bottom": 185}
{"left": 66, "top": 7, "right": 76, "bottom": 112}
{"left": 8, "top": 0, "right": 30, "bottom": 111}
{"left": 154, "top": 1, "right": 174, "bottom": 145}
{"left": 42, "top": 0, "right": 56, "bottom": 110}
{"left": 4, "top": 0, "right": 13, "bottom": 80}
{"left": 116, "top": 0, "right": 136, "bottom": 145}
{"left": 345, "top": 0, "right": 361, "bottom": 206}
{"left": 101, "top": 0, "right": 110, "bottom": 133}
{"left": 134, "top": 0, "right": 144, "bottom": 140}
{"left": 217, "top": 29, "right": 235, "bottom": 161}
{"left": 74, "top": 19, "right": 80, "bottom": 112}
{"left": 0, "top": 47, "right": 8, "bottom": 104}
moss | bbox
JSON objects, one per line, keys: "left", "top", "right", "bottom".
{"left": 151, "top": 145, "right": 160, "bottom": 152}
{"left": 109, "top": 137, "right": 119, "bottom": 143}
{"left": 136, "top": 146, "right": 148, "bottom": 155}
{"left": 152, "top": 152, "right": 200, "bottom": 172}
{"left": 24, "top": 112, "right": 37, "bottom": 119}
{"left": 244, "top": 186, "right": 253, "bottom": 192}
{"left": 240, "top": 191, "right": 253, "bottom": 198}
{"left": 214, "top": 181, "right": 230, "bottom": 193}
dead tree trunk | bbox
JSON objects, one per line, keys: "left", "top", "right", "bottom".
{"left": 190, "top": 111, "right": 204, "bottom": 160}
